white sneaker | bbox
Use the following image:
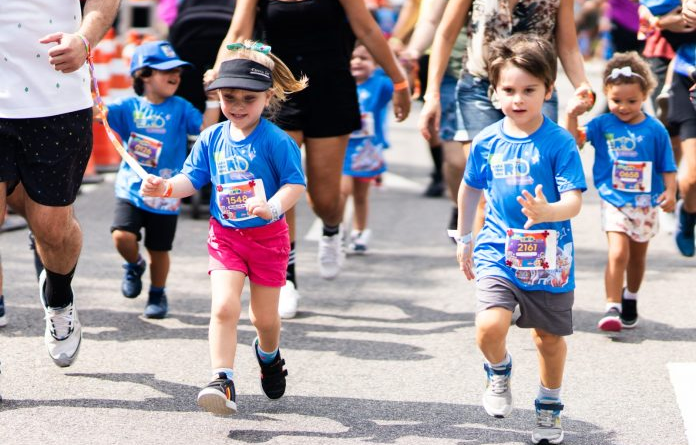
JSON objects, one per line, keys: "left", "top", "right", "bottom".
{"left": 278, "top": 281, "right": 300, "bottom": 319}
{"left": 39, "top": 270, "right": 82, "bottom": 367}
{"left": 531, "top": 399, "right": 565, "bottom": 444}
{"left": 347, "top": 229, "right": 371, "bottom": 255}
{"left": 482, "top": 361, "right": 513, "bottom": 418}
{"left": 318, "top": 230, "right": 345, "bottom": 280}
{"left": 659, "top": 209, "right": 677, "bottom": 235}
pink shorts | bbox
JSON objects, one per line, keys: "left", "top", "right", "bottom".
{"left": 207, "top": 217, "right": 290, "bottom": 287}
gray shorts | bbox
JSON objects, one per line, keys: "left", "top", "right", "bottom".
{"left": 476, "top": 276, "right": 574, "bottom": 336}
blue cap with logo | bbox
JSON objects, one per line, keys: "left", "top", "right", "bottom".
{"left": 129, "top": 41, "right": 193, "bottom": 75}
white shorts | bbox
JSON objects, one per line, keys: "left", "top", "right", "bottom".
{"left": 600, "top": 200, "right": 659, "bottom": 242}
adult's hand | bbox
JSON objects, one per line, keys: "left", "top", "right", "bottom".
{"left": 39, "top": 32, "right": 88, "bottom": 74}
{"left": 393, "top": 88, "right": 411, "bottom": 122}
{"left": 659, "top": 7, "right": 696, "bottom": 32}
{"left": 203, "top": 69, "right": 219, "bottom": 88}
{"left": 686, "top": 0, "right": 696, "bottom": 26}
{"left": 418, "top": 96, "right": 441, "bottom": 141}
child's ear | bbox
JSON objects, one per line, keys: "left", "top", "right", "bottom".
{"left": 265, "top": 90, "right": 273, "bottom": 106}
{"left": 545, "top": 84, "right": 555, "bottom": 101}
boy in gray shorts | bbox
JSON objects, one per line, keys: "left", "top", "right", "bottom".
{"left": 452, "top": 35, "right": 587, "bottom": 445}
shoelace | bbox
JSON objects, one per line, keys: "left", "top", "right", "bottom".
{"left": 536, "top": 409, "right": 558, "bottom": 428}
{"left": 47, "top": 307, "right": 74, "bottom": 340}
{"left": 489, "top": 373, "right": 510, "bottom": 394}
{"left": 319, "top": 235, "right": 342, "bottom": 262}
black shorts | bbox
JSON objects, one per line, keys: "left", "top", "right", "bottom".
{"left": 0, "top": 108, "right": 92, "bottom": 206}
{"left": 271, "top": 61, "right": 361, "bottom": 138}
{"left": 110, "top": 198, "right": 179, "bottom": 251}
{"left": 668, "top": 73, "right": 696, "bottom": 141}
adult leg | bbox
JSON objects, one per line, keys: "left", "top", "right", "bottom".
{"left": 25, "top": 201, "right": 81, "bottom": 276}
{"left": 443, "top": 140, "right": 466, "bottom": 233}
{"left": 679, "top": 137, "right": 696, "bottom": 213}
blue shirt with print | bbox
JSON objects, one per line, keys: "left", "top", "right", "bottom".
{"left": 465, "top": 117, "right": 587, "bottom": 293}
{"left": 107, "top": 95, "right": 202, "bottom": 215}
{"left": 182, "top": 118, "right": 306, "bottom": 229}
{"left": 585, "top": 113, "right": 676, "bottom": 208}
{"left": 343, "top": 70, "right": 393, "bottom": 177}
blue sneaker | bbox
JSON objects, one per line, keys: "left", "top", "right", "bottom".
{"left": 121, "top": 259, "right": 146, "bottom": 298}
{"left": 0, "top": 295, "right": 7, "bottom": 327}
{"left": 532, "top": 399, "right": 564, "bottom": 444}
{"left": 144, "top": 291, "right": 168, "bottom": 319}
{"left": 675, "top": 200, "right": 696, "bottom": 257}
{"left": 482, "top": 359, "right": 513, "bottom": 418}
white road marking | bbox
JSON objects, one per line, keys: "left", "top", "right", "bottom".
{"left": 668, "top": 362, "right": 696, "bottom": 445}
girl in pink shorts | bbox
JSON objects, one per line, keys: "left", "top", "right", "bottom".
{"left": 141, "top": 41, "right": 307, "bottom": 416}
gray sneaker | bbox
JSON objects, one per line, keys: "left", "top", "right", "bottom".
{"left": 531, "top": 399, "right": 564, "bottom": 444}
{"left": 482, "top": 360, "right": 513, "bottom": 418}
{"left": 39, "top": 271, "right": 82, "bottom": 367}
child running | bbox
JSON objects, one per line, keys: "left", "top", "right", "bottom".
{"left": 454, "top": 34, "right": 586, "bottom": 444}
{"left": 141, "top": 40, "right": 307, "bottom": 416}
{"left": 341, "top": 43, "right": 393, "bottom": 255}
{"left": 104, "top": 41, "right": 218, "bottom": 318}
{"left": 566, "top": 52, "right": 677, "bottom": 332}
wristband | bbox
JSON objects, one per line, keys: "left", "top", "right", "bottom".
{"left": 75, "top": 33, "right": 90, "bottom": 61}
{"left": 393, "top": 80, "right": 409, "bottom": 92}
{"left": 447, "top": 230, "right": 472, "bottom": 244}
{"left": 162, "top": 180, "right": 173, "bottom": 198}
{"left": 268, "top": 196, "right": 282, "bottom": 222}
{"left": 205, "top": 100, "right": 220, "bottom": 109}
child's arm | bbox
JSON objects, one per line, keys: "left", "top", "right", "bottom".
{"left": 140, "top": 173, "right": 197, "bottom": 199}
{"left": 245, "top": 183, "right": 306, "bottom": 221}
{"left": 456, "top": 182, "right": 484, "bottom": 280}
{"left": 517, "top": 185, "right": 582, "bottom": 229}
{"left": 201, "top": 93, "right": 221, "bottom": 130}
{"left": 564, "top": 95, "right": 587, "bottom": 144}
{"left": 658, "top": 172, "right": 678, "bottom": 212}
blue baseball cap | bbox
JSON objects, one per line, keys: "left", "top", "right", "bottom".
{"left": 129, "top": 41, "right": 192, "bottom": 75}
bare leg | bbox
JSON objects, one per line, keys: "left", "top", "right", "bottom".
{"left": 679, "top": 138, "right": 696, "bottom": 213}
{"left": 532, "top": 328, "right": 566, "bottom": 389}
{"left": 305, "top": 135, "right": 351, "bottom": 226}
{"left": 24, "top": 200, "right": 81, "bottom": 275}
{"left": 443, "top": 140, "right": 466, "bottom": 204}
{"left": 208, "top": 270, "right": 245, "bottom": 369}
{"left": 249, "top": 282, "right": 281, "bottom": 353}
{"left": 112, "top": 230, "right": 140, "bottom": 264}
{"left": 605, "top": 232, "right": 630, "bottom": 304}
{"left": 626, "top": 240, "right": 649, "bottom": 293}
{"left": 476, "top": 307, "right": 513, "bottom": 364}
{"left": 147, "top": 250, "right": 169, "bottom": 288}
{"left": 351, "top": 179, "right": 371, "bottom": 232}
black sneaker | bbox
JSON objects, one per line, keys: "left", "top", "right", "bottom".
{"left": 620, "top": 289, "right": 638, "bottom": 329}
{"left": 253, "top": 338, "right": 287, "bottom": 399}
{"left": 448, "top": 207, "right": 458, "bottom": 244}
{"left": 423, "top": 173, "right": 445, "bottom": 198}
{"left": 197, "top": 372, "right": 237, "bottom": 415}
{"left": 597, "top": 307, "right": 622, "bottom": 332}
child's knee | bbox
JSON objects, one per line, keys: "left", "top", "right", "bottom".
{"left": 607, "top": 243, "right": 630, "bottom": 266}
{"left": 211, "top": 299, "right": 241, "bottom": 323}
{"left": 533, "top": 330, "right": 564, "bottom": 349}
{"left": 251, "top": 312, "right": 280, "bottom": 333}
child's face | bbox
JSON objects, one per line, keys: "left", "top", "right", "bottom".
{"left": 218, "top": 88, "right": 272, "bottom": 134}
{"left": 495, "top": 63, "right": 552, "bottom": 133}
{"left": 605, "top": 82, "right": 647, "bottom": 125}
{"left": 143, "top": 67, "right": 183, "bottom": 101}
{"left": 350, "top": 46, "right": 376, "bottom": 83}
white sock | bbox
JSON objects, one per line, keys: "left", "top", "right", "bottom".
{"left": 488, "top": 352, "right": 511, "bottom": 370}
{"left": 212, "top": 368, "right": 234, "bottom": 381}
{"left": 538, "top": 384, "right": 561, "bottom": 402}
{"left": 623, "top": 289, "right": 638, "bottom": 300}
{"left": 605, "top": 302, "right": 622, "bottom": 312}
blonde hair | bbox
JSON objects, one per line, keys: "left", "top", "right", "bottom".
{"left": 225, "top": 40, "right": 308, "bottom": 116}
{"left": 603, "top": 51, "right": 657, "bottom": 96}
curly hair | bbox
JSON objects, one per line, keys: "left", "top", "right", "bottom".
{"left": 603, "top": 51, "right": 657, "bottom": 96}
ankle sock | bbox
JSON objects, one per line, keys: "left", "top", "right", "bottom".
{"left": 488, "top": 352, "right": 511, "bottom": 370}
{"left": 44, "top": 266, "right": 76, "bottom": 309}
{"left": 149, "top": 285, "right": 165, "bottom": 295}
{"left": 212, "top": 368, "right": 234, "bottom": 381}
{"left": 322, "top": 224, "right": 340, "bottom": 237}
{"left": 129, "top": 256, "right": 144, "bottom": 268}
{"left": 286, "top": 243, "right": 296, "bottom": 286}
{"left": 256, "top": 341, "right": 279, "bottom": 364}
{"left": 429, "top": 144, "right": 443, "bottom": 179}
{"left": 537, "top": 384, "right": 561, "bottom": 402}
{"left": 606, "top": 302, "right": 622, "bottom": 312}
{"left": 623, "top": 289, "right": 638, "bottom": 300}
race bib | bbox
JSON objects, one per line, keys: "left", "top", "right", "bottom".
{"left": 143, "top": 196, "right": 181, "bottom": 212}
{"left": 350, "top": 112, "right": 375, "bottom": 139}
{"left": 216, "top": 178, "right": 266, "bottom": 221}
{"left": 612, "top": 160, "right": 652, "bottom": 193}
{"left": 505, "top": 229, "right": 557, "bottom": 270}
{"left": 127, "top": 132, "right": 163, "bottom": 168}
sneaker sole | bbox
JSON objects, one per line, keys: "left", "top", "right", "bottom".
{"left": 621, "top": 318, "right": 639, "bottom": 329}
{"left": 197, "top": 388, "right": 237, "bottom": 415}
{"left": 532, "top": 430, "right": 564, "bottom": 445}
{"left": 598, "top": 318, "right": 622, "bottom": 332}
{"left": 50, "top": 333, "right": 82, "bottom": 368}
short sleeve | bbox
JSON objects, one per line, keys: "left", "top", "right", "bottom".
{"left": 183, "top": 99, "right": 203, "bottom": 135}
{"left": 584, "top": 117, "right": 599, "bottom": 150}
{"left": 553, "top": 138, "right": 587, "bottom": 194}
{"left": 377, "top": 76, "right": 394, "bottom": 109}
{"left": 181, "top": 131, "right": 211, "bottom": 190}
{"left": 654, "top": 123, "right": 677, "bottom": 173}
{"left": 105, "top": 99, "right": 131, "bottom": 142}
{"left": 270, "top": 134, "right": 306, "bottom": 187}
{"left": 464, "top": 138, "right": 487, "bottom": 190}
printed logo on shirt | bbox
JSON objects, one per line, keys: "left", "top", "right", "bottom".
{"left": 133, "top": 110, "right": 167, "bottom": 133}
{"left": 214, "top": 144, "right": 257, "bottom": 177}
{"left": 490, "top": 153, "right": 533, "bottom": 185}
{"left": 605, "top": 131, "right": 642, "bottom": 157}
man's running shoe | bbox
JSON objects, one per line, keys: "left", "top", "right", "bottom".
{"left": 482, "top": 360, "right": 513, "bottom": 418}
{"left": 318, "top": 230, "right": 344, "bottom": 279}
{"left": 121, "top": 258, "right": 146, "bottom": 298}
{"left": 597, "top": 307, "right": 622, "bottom": 332}
{"left": 39, "top": 270, "right": 82, "bottom": 367}
{"left": 278, "top": 281, "right": 300, "bottom": 319}
{"left": 253, "top": 338, "right": 287, "bottom": 399}
{"left": 531, "top": 399, "right": 564, "bottom": 444}
{"left": 675, "top": 200, "right": 696, "bottom": 257}
{"left": 620, "top": 289, "right": 638, "bottom": 329}
{"left": 197, "top": 372, "right": 237, "bottom": 415}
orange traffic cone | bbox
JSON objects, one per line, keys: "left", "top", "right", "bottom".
{"left": 82, "top": 146, "right": 104, "bottom": 184}
{"left": 92, "top": 121, "right": 123, "bottom": 173}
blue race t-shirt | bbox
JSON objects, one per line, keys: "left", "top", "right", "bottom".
{"left": 465, "top": 117, "right": 587, "bottom": 293}
{"left": 107, "top": 95, "right": 202, "bottom": 214}
{"left": 585, "top": 113, "right": 676, "bottom": 208}
{"left": 182, "top": 118, "right": 306, "bottom": 229}
{"left": 343, "top": 70, "right": 393, "bottom": 178}
{"left": 674, "top": 43, "right": 696, "bottom": 78}
{"left": 640, "top": 0, "right": 681, "bottom": 16}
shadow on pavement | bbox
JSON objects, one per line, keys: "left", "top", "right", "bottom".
{"left": 572, "top": 309, "right": 696, "bottom": 342}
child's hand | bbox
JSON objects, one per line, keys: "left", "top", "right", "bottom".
{"left": 245, "top": 196, "right": 272, "bottom": 220}
{"left": 457, "top": 241, "right": 475, "bottom": 280}
{"left": 517, "top": 185, "right": 553, "bottom": 229}
{"left": 658, "top": 190, "right": 677, "bottom": 212}
{"left": 572, "top": 84, "right": 595, "bottom": 115}
{"left": 140, "top": 174, "right": 166, "bottom": 197}
{"left": 566, "top": 95, "right": 588, "bottom": 118}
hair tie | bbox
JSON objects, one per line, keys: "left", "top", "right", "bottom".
{"left": 227, "top": 42, "right": 271, "bottom": 55}
{"left": 606, "top": 66, "right": 645, "bottom": 82}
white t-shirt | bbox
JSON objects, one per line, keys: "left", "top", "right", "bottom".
{"left": 0, "top": 0, "right": 92, "bottom": 118}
